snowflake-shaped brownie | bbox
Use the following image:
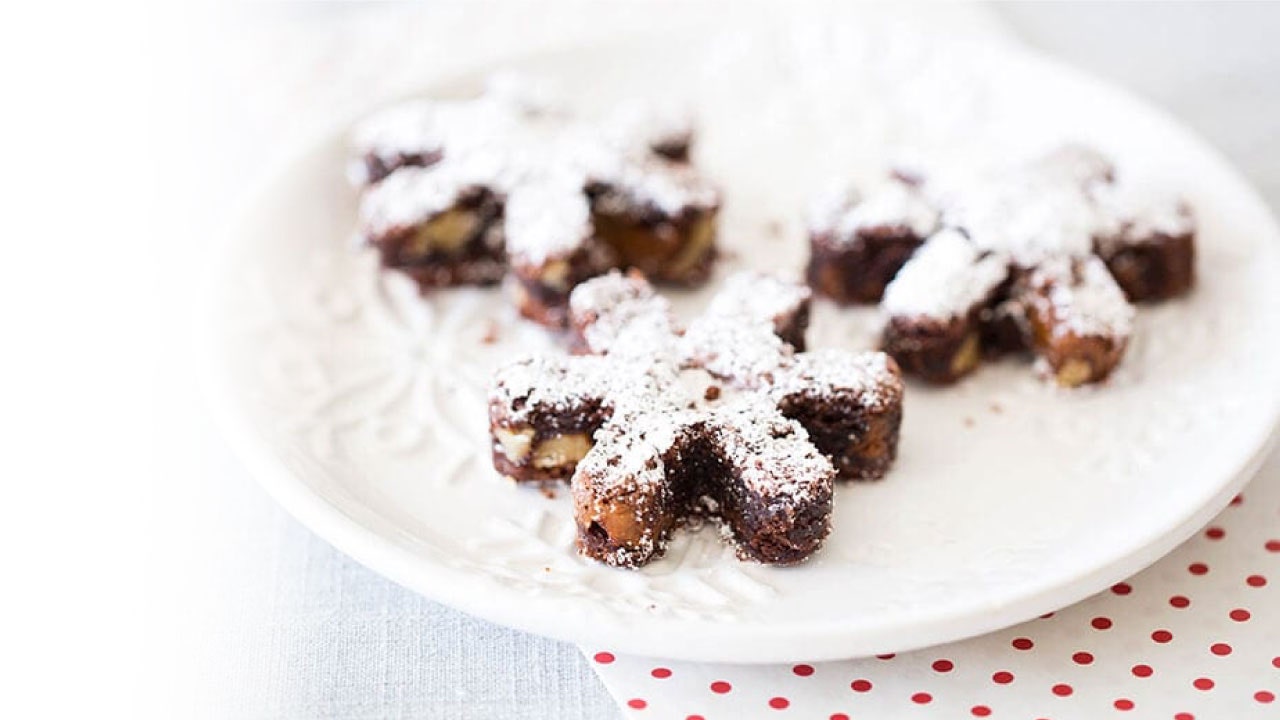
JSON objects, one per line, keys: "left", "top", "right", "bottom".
{"left": 488, "top": 271, "right": 904, "bottom": 568}
{"left": 350, "top": 78, "right": 720, "bottom": 327}
{"left": 806, "top": 145, "right": 1196, "bottom": 387}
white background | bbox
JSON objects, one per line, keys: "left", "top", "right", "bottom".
{"left": 2, "top": 2, "right": 1278, "bottom": 718}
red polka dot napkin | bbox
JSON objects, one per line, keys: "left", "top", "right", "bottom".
{"left": 585, "top": 448, "right": 1280, "bottom": 718}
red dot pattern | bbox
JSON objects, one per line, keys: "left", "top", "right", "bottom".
{"left": 589, "top": 471, "right": 1280, "bottom": 717}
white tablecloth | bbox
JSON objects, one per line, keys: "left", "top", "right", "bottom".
{"left": 166, "top": 4, "right": 1280, "bottom": 718}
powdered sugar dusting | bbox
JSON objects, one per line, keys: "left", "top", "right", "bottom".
{"left": 354, "top": 79, "right": 719, "bottom": 274}
{"left": 881, "top": 228, "right": 1009, "bottom": 319}
{"left": 1031, "top": 255, "right": 1135, "bottom": 339}
{"left": 682, "top": 319, "right": 793, "bottom": 389}
{"left": 1094, "top": 183, "right": 1196, "bottom": 251}
{"left": 710, "top": 397, "right": 834, "bottom": 502}
{"left": 569, "top": 271, "right": 676, "bottom": 357}
{"left": 358, "top": 164, "right": 487, "bottom": 237}
{"left": 706, "top": 271, "right": 811, "bottom": 332}
{"left": 770, "top": 349, "right": 903, "bottom": 412}
{"left": 808, "top": 175, "right": 939, "bottom": 245}
{"left": 503, "top": 177, "right": 594, "bottom": 265}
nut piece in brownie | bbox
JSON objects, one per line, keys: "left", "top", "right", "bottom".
{"left": 880, "top": 229, "right": 1010, "bottom": 384}
{"left": 1019, "top": 255, "right": 1134, "bottom": 388}
{"left": 1093, "top": 185, "right": 1196, "bottom": 302}
{"left": 358, "top": 165, "right": 506, "bottom": 288}
{"left": 805, "top": 173, "right": 940, "bottom": 304}
{"left": 489, "top": 271, "right": 905, "bottom": 567}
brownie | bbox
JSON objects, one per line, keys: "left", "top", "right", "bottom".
{"left": 583, "top": 163, "right": 720, "bottom": 286}
{"left": 358, "top": 167, "right": 507, "bottom": 288}
{"left": 700, "top": 271, "right": 812, "bottom": 352}
{"left": 350, "top": 81, "right": 721, "bottom": 327}
{"left": 487, "top": 355, "right": 617, "bottom": 483}
{"left": 1019, "top": 256, "right": 1134, "bottom": 387}
{"left": 770, "top": 351, "right": 904, "bottom": 481}
{"left": 828, "top": 144, "right": 1187, "bottom": 388}
{"left": 1093, "top": 189, "right": 1196, "bottom": 302}
{"left": 489, "top": 271, "right": 905, "bottom": 568}
{"left": 805, "top": 175, "right": 939, "bottom": 304}
{"left": 879, "top": 229, "right": 1010, "bottom": 384}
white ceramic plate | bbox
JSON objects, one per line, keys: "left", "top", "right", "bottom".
{"left": 206, "top": 26, "right": 1280, "bottom": 663}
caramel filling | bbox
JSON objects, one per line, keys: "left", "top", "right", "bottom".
{"left": 407, "top": 209, "right": 480, "bottom": 257}
{"left": 949, "top": 332, "right": 982, "bottom": 377}
{"left": 1054, "top": 358, "right": 1094, "bottom": 388}
{"left": 494, "top": 427, "right": 534, "bottom": 463}
{"left": 531, "top": 433, "right": 593, "bottom": 469}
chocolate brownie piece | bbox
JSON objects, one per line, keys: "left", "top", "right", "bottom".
{"left": 504, "top": 181, "right": 619, "bottom": 327}
{"left": 702, "top": 271, "right": 812, "bottom": 351}
{"left": 585, "top": 161, "right": 720, "bottom": 287}
{"left": 1019, "top": 255, "right": 1134, "bottom": 387}
{"left": 491, "top": 271, "right": 904, "bottom": 568}
{"left": 351, "top": 79, "right": 722, "bottom": 325}
{"left": 770, "top": 350, "right": 904, "bottom": 481}
{"left": 568, "top": 269, "right": 676, "bottom": 356}
{"left": 806, "top": 175, "right": 940, "bottom": 304}
{"left": 487, "top": 355, "right": 616, "bottom": 483}
{"left": 574, "top": 404, "right": 834, "bottom": 567}
{"left": 880, "top": 229, "right": 1010, "bottom": 384}
{"left": 358, "top": 166, "right": 506, "bottom": 288}
{"left": 1093, "top": 186, "right": 1196, "bottom": 302}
